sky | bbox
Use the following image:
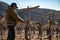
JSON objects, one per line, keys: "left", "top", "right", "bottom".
{"left": 0, "top": 0, "right": 60, "bottom": 11}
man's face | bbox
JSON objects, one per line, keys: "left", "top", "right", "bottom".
{"left": 13, "top": 5, "right": 17, "bottom": 9}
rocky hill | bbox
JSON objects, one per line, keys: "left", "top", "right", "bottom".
{"left": 17, "top": 8, "right": 60, "bottom": 24}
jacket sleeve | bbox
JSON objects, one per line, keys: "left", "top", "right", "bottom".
{"left": 10, "top": 11, "right": 24, "bottom": 23}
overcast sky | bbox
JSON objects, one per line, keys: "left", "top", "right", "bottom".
{"left": 0, "top": 0, "right": 60, "bottom": 11}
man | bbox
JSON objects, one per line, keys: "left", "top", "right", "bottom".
{"left": 5, "top": 3, "right": 24, "bottom": 40}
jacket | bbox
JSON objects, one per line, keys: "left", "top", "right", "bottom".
{"left": 5, "top": 7, "right": 24, "bottom": 26}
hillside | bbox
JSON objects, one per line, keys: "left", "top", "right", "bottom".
{"left": 17, "top": 8, "right": 60, "bottom": 24}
